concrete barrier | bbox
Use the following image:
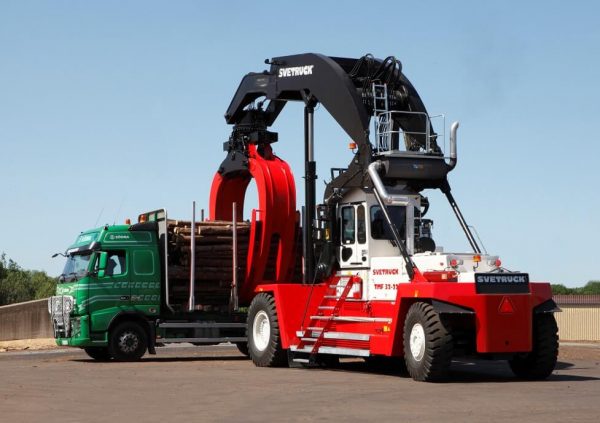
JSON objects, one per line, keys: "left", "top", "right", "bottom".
{"left": 0, "top": 299, "right": 52, "bottom": 341}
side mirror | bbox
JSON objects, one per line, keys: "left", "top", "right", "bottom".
{"left": 98, "top": 252, "right": 108, "bottom": 278}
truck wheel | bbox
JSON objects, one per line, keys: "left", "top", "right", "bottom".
{"left": 509, "top": 314, "right": 558, "bottom": 380}
{"left": 247, "top": 293, "right": 287, "bottom": 367}
{"left": 83, "top": 347, "right": 111, "bottom": 361}
{"left": 403, "top": 302, "right": 453, "bottom": 382}
{"left": 108, "top": 321, "right": 147, "bottom": 361}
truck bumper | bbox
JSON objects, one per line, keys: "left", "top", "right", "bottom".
{"left": 398, "top": 282, "right": 553, "bottom": 354}
{"left": 54, "top": 315, "right": 108, "bottom": 348}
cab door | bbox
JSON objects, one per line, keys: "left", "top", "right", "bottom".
{"left": 338, "top": 203, "right": 369, "bottom": 269}
{"left": 88, "top": 249, "right": 130, "bottom": 331}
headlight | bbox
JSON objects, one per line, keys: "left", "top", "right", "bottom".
{"left": 48, "top": 295, "right": 75, "bottom": 315}
{"left": 63, "top": 297, "right": 74, "bottom": 313}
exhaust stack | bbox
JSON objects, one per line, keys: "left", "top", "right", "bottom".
{"left": 448, "top": 121, "right": 459, "bottom": 170}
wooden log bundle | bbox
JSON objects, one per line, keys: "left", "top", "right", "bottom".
{"left": 165, "top": 219, "right": 303, "bottom": 309}
{"left": 166, "top": 220, "right": 251, "bottom": 308}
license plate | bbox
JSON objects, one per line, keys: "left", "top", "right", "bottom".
{"left": 475, "top": 273, "right": 530, "bottom": 294}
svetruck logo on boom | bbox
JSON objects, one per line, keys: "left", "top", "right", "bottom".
{"left": 278, "top": 65, "right": 314, "bottom": 78}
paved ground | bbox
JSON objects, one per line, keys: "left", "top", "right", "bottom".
{"left": 1, "top": 344, "right": 599, "bottom": 423}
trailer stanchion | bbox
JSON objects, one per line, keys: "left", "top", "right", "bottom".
{"left": 188, "top": 201, "right": 196, "bottom": 311}
{"left": 231, "top": 202, "right": 239, "bottom": 311}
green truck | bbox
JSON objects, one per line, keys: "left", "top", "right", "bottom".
{"left": 49, "top": 209, "right": 248, "bottom": 361}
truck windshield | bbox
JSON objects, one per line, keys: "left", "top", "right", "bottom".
{"left": 59, "top": 253, "right": 92, "bottom": 283}
{"left": 370, "top": 205, "right": 406, "bottom": 240}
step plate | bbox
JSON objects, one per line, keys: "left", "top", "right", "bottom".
{"left": 290, "top": 345, "right": 370, "bottom": 357}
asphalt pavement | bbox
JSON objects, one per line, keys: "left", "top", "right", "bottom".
{"left": 1, "top": 344, "right": 598, "bottom": 423}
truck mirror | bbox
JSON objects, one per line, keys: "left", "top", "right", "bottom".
{"left": 98, "top": 252, "right": 108, "bottom": 278}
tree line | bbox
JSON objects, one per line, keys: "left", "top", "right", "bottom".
{"left": 0, "top": 253, "right": 57, "bottom": 306}
{"left": 550, "top": 281, "right": 600, "bottom": 295}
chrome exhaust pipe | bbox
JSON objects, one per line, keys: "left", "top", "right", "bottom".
{"left": 448, "top": 121, "right": 459, "bottom": 170}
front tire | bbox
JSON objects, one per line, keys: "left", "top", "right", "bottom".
{"left": 247, "top": 293, "right": 287, "bottom": 367}
{"left": 509, "top": 314, "right": 559, "bottom": 380}
{"left": 108, "top": 321, "right": 147, "bottom": 362}
{"left": 83, "top": 347, "right": 111, "bottom": 361}
{"left": 403, "top": 302, "right": 453, "bottom": 382}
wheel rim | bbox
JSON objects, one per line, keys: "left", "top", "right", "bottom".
{"left": 409, "top": 323, "right": 426, "bottom": 361}
{"left": 118, "top": 331, "right": 139, "bottom": 354}
{"left": 252, "top": 310, "right": 270, "bottom": 352}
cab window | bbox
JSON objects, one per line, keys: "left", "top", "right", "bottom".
{"left": 341, "top": 206, "right": 355, "bottom": 244}
{"left": 370, "top": 206, "right": 407, "bottom": 240}
{"left": 105, "top": 251, "right": 126, "bottom": 277}
{"left": 357, "top": 205, "right": 366, "bottom": 244}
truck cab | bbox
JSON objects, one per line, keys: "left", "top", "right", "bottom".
{"left": 50, "top": 216, "right": 247, "bottom": 361}
{"left": 50, "top": 225, "right": 161, "bottom": 355}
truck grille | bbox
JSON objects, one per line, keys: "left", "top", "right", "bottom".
{"left": 48, "top": 295, "right": 74, "bottom": 338}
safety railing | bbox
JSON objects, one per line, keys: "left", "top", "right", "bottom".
{"left": 373, "top": 110, "right": 445, "bottom": 156}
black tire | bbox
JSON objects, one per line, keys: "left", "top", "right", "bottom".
{"left": 83, "top": 347, "right": 111, "bottom": 361}
{"left": 235, "top": 342, "right": 249, "bottom": 357}
{"left": 247, "top": 293, "right": 287, "bottom": 367}
{"left": 403, "top": 302, "right": 453, "bottom": 382}
{"left": 108, "top": 321, "right": 148, "bottom": 362}
{"left": 509, "top": 314, "right": 559, "bottom": 380}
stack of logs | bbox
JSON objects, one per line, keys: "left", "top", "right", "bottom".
{"left": 166, "top": 219, "right": 304, "bottom": 311}
{"left": 167, "top": 220, "right": 250, "bottom": 310}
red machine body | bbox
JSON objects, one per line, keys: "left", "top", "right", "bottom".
{"left": 209, "top": 146, "right": 554, "bottom": 361}
{"left": 259, "top": 280, "right": 552, "bottom": 356}
{"left": 208, "top": 53, "right": 558, "bottom": 381}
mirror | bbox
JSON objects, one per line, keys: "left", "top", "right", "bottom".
{"left": 98, "top": 252, "right": 108, "bottom": 278}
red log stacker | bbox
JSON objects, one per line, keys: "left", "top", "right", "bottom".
{"left": 211, "top": 53, "right": 558, "bottom": 381}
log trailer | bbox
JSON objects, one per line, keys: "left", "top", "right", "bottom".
{"left": 49, "top": 53, "right": 559, "bottom": 381}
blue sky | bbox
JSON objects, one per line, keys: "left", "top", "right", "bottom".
{"left": 1, "top": 1, "right": 598, "bottom": 286}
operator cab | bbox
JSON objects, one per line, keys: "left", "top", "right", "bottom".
{"left": 330, "top": 188, "right": 445, "bottom": 300}
{"left": 335, "top": 188, "right": 434, "bottom": 269}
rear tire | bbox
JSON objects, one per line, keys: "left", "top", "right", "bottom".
{"left": 509, "top": 314, "right": 558, "bottom": 380}
{"left": 247, "top": 293, "right": 287, "bottom": 367}
{"left": 403, "top": 302, "right": 453, "bottom": 382}
{"left": 108, "top": 321, "right": 147, "bottom": 362}
{"left": 83, "top": 347, "right": 111, "bottom": 361}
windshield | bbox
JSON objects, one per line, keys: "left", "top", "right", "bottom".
{"left": 370, "top": 205, "right": 407, "bottom": 240}
{"left": 60, "top": 253, "right": 92, "bottom": 283}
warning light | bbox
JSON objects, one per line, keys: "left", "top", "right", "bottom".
{"left": 349, "top": 141, "right": 357, "bottom": 150}
{"left": 139, "top": 214, "right": 147, "bottom": 223}
{"left": 495, "top": 258, "right": 502, "bottom": 267}
{"left": 473, "top": 254, "right": 481, "bottom": 263}
{"left": 499, "top": 297, "right": 515, "bottom": 314}
{"left": 125, "top": 218, "right": 131, "bottom": 225}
